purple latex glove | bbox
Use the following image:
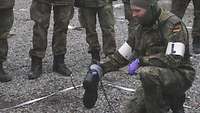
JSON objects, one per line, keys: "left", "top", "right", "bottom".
{"left": 128, "top": 58, "right": 140, "bottom": 75}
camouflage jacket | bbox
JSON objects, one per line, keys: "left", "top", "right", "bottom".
{"left": 0, "top": 0, "right": 15, "bottom": 9}
{"left": 101, "top": 9, "right": 193, "bottom": 73}
{"left": 33, "top": 0, "right": 74, "bottom": 5}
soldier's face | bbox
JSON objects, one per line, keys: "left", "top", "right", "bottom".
{"left": 131, "top": 5, "right": 147, "bottom": 19}
{"left": 131, "top": 5, "right": 155, "bottom": 26}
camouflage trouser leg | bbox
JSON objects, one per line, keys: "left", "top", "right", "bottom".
{"left": 82, "top": 7, "right": 100, "bottom": 53}
{"left": 0, "top": 9, "right": 14, "bottom": 63}
{"left": 29, "top": 0, "right": 51, "bottom": 58}
{"left": 0, "top": 39, "right": 8, "bottom": 63}
{"left": 123, "top": 1, "right": 138, "bottom": 43}
{"left": 125, "top": 66, "right": 195, "bottom": 113}
{"left": 123, "top": 1, "right": 131, "bottom": 21}
{"left": 192, "top": 0, "right": 200, "bottom": 38}
{"left": 171, "top": 0, "right": 191, "bottom": 18}
{"left": 78, "top": 8, "right": 85, "bottom": 28}
{"left": 82, "top": 5, "right": 116, "bottom": 55}
{"left": 52, "top": 5, "right": 73, "bottom": 56}
{"left": 98, "top": 4, "right": 116, "bottom": 56}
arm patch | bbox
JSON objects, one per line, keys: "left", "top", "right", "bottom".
{"left": 165, "top": 42, "right": 185, "bottom": 57}
{"left": 118, "top": 42, "right": 133, "bottom": 61}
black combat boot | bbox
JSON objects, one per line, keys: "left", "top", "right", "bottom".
{"left": 192, "top": 37, "right": 200, "bottom": 54}
{"left": 83, "top": 70, "right": 99, "bottom": 109}
{"left": 53, "top": 54, "right": 72, "bottom": 76}
{"left": 83, "top": 64, "right": 102, "bottom": 109}
{"left": 91, "top": 51, "right": 100, "bottom": 64}
{"left": 0, "top": 63, "right": 12, "bottom": 82}
{"left": 28, "top": 56, "right": 42, "bottom": 80}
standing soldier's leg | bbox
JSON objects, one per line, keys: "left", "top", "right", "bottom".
{"left": 123, "top": 0, "right": 131, "bottom": 41}
{"left": 123, "top": 0, "right": 138, "bottom": 47}
{"left": 52, "top": 5, "right": 73, "bottom": 76}
{"left": 0, "top": 39, "right": 11, "bottom": 82}
{"left": 171, "top": 0, "right": 191, "bottom": 19}
{"left": 29, "top": 0, "right": 51, "bottom": 79}
{"left": 82, "top": 8, "right": 100, "bottom": 64}
{"left": 123, "top": 0, "right": 131, "bottom": 21}
{"left": 78, "top": 8, "right": 85, "bottom": 28}
{"left": 0, "top": 9, "right": 14, "bottom": 82}
{"left": 192, "top": 0, "right": 200, "bottom": 54}
{"left": 98, "top": 3, "right": 116, "bottom": 57}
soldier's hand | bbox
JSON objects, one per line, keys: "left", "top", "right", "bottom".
{"left": 128, "top": 58, "right": 140, "bottom": 75}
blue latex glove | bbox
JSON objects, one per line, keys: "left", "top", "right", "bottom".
{"left": 128, "top": 58, "right": 140, "bottom": 75}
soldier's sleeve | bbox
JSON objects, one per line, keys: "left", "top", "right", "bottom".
{"left": 148, "top": 20, "right": 188, "bottom": 68}
{"left": 101, "top": 35, "right": 136, "bottom": 73}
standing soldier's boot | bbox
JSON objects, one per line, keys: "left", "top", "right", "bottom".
{"left": 53, "top": 54, "right": 72, "bottom": 76}
{"left": 29, "top": 56, "right": 42, "bottom": 79}
{"left": 90, "top": 50, "right": 100, "bottom": 64}
{"left": 192, "top": 37, "right": 200, "bottom": 54}
{"left": 0, "top": 62, "right": 11, "bottom": 82}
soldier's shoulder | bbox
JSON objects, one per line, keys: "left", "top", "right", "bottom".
{"left": 160, "top": 9, "right": 181, "bottom": 25}
{"left": 167, "top": 15, "right": 182, "bottom": 26}
{"left": 161, "top": 11, "right": 184, "bottom": 33}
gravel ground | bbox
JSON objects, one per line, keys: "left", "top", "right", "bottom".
{"left": 0, "top": 0, "right": 199, "bottom": 113}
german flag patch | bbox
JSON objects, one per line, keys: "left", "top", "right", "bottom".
{"left": 171, "top": 24, "right": 182, "bottom": 33}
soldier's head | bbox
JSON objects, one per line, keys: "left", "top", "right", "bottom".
{"left": 130, "top": 0, "right": 160, "bottom": 26}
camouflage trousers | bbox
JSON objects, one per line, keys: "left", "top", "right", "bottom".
{"left": 80, "top": 4, "right": 116, "bottom": 56}
{"left": 171, "top": 0, "right": 200, "bottom": 38}
{"left": 125, "top": 66, "right": 195, "bottom": 113}
{"left": 123, "top": 1, "right": 138, "bottom": 43}
{"left": 0, "top": 9, "right": 14, "bottom": 63}
{"left": 29, "top": 0, "right": 74, "bottom": 58}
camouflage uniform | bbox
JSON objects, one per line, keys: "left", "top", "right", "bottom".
{"left": 0, "top": 0, "right": 15, "bottom": 82}
{"left": 101, "top": 9, "right": 195, "bottom": 113}
{"left": 122, "top": 0, "right": 138, "bottom": 44}
{"left": 0, "top": 0, "right": 14, "bottom": 63}
{"left": 171, "top": 0, "right": 200, "bottom": 54}
{"left": 122, "top": 0, "right": 131, "bottom": 21}
{"left": 78, "top": 8, "right": 85, "bottom": 28}
{"left": 29, "top": 0, "right": 74, "bottom": 58}
{"left": 29, "top": 0, "right": 74, "bottom": 79}
{"left": 78, "top": 0, "right": 116, "bottom": 57}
